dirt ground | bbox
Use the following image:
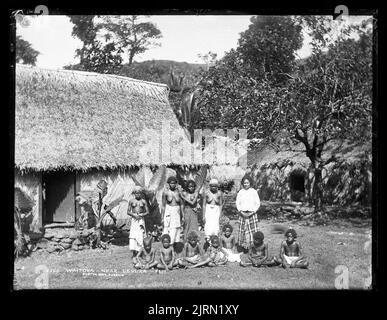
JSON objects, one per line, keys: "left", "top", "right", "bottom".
{"left": 13, "top": 218, "right": 372, "bottom": 290}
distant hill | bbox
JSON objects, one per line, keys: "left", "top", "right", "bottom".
{"left": 118, "top": 60, "right": 206, "bottom": 90}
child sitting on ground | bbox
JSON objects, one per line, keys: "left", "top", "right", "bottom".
{"left": 188, "top": 235, "right": 228, "bottom": 268}
{"left": 178, "top": 231, "right": 205, "bottom": 267}
{"left": 273, "top": 228, "right": 309, "bottom": 269}
{"left": 156, "top": 234, "right": 179, "bottom": 271}
{"left": 220, "top": 224, "right": 242, "bottom": 263}
{"left": 240, "top": 231, "right": 276, "bottom": 267}
{"left": 133, "top": 237, "right": 158, "bottom": 270}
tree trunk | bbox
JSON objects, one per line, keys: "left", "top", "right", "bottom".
{"left": 129, "top": 51, "right": 135, "bottom": 65}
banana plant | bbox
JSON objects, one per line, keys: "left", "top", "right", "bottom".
{"left": 129, "top": 165, "right": 169, "bottom": 231}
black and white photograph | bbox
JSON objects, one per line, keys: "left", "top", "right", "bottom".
{"left": 12, "top": 8, "right": 376, "bottom": 290}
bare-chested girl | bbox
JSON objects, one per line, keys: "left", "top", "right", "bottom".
{"left": 128, "top": 186, "right": 149, "bottom": 261}
{"left": 134, "top": 237, "right": 158, "bottom": 270}
{"left": 273, "top": 228, "right": 309, "bottom": 269}
{"left": 157, "top": 234, "right": 179, "bottom": 271}
{"left": 221, "top": 224, "right": 241, "bottom": 263}
{"left": 161, "top": 176, "right": 184, "bottom": 247}
{"left": 177, "top": 231, "right": 205, "bottom": 267}
{"left": 203, "top": 179, "right": 223, "bottom": 249}
{"left": 240, "top": 231, "right": 276, "bottom": 267}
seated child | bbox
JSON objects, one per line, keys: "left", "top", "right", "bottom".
{"left": 240, "top": 231, "right": 276, "bottom": 267}
{"left": 221, "top": 224, "right": 242, "bottom": 263}
{"left": 156, "top": 234, "right": 179, "bottom": 271}
{"left": 188, "top": 235, "right": 228, "bottom": 268}
{"left": 273, "top": 228, "right": 309, "bottom": 269}
{"left": 178, "top": 231, "right": 205, "bottom": 267}
{"left": 133, "top": 237, "right": 158, "bottom": 270}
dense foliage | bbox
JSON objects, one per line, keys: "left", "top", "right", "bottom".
{"left": 16, "top": 35, "right": 40, "bottom": 66}
{"left": 194, "top": 16, "right": 373, "bottom": 209}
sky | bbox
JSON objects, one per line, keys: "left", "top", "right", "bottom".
{"left": 16, "top": 15, "right": 371, "bottom": 69}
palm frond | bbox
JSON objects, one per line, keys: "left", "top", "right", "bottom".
{"left": 130, "top": 170, "right": 145, "bottom": 187}
{"left": 194, "top": 165, "right": 209, "bottom": 193}
{"left": 147, "top": 165, "right": 167, "bottom": 192}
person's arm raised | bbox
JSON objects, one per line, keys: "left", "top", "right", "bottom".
{"left": 202, "top": 189, "right": 207, "bottom": 225}
{"left": 161, "top": 190, "right": 166, "bottom": 225}
{"left": 219, "top": 190, "right": 224, "bottom": 218}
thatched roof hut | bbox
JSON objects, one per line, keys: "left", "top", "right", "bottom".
{"left": 15, "top": 64, "right": 199, "bottom": 231}
{"left": 247, "top": 138, "right": 372, "bottom": 205}
{"left": 15, "top": 64, "right": 194, "bottom": 172}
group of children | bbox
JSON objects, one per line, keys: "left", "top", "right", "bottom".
{"left": 133, "top": 224, "right": 309, "bottom": 271}
{"left": 126, "top": 174, "right": 309, "bottom": 271}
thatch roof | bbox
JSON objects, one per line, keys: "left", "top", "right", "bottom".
{"left": 15, "top": 64, "right": 196, "bottom": 171}
{"left": 246, "top": 138, "right": 372, "bottom": 170}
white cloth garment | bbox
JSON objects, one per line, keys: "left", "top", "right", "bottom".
{"left": 204, "top": 204, "right": 221, "bottom": 237}
{"left": 236, "top": 188, "right": 260, "bottom": 212}
{"left": 129, "top": 217, "right": 145, "bottom": 251}
{"left": 284, "top": 255, "right": 299, "bottom": 264}
{"left": 223, "top": 248, "right": 242, "bottom": 263}
{"left": 163, "top": 205, "right": 181, "bottom": 244}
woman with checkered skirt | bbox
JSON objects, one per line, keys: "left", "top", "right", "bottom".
{"left": 236, "top": 175, "right": 261, "bottom": 253}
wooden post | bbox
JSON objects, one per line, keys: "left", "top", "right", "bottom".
{"left": 74, "top": 172, "right": 81, "bottom": 222}
{"left": 36, "top": 172, "right": 43, "bottom": 232}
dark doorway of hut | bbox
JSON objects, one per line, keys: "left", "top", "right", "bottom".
{"left": 289, "top": 170, "right": 306, "bottom": 202}
{"left": 42, "top": 172, "right": 77, "bottom": 225}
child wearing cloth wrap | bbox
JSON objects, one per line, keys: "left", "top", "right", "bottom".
{"left": 273, "top": 228, "right": 309, "bottom": 269}
{"left": 240, "top": 231, "right": 276, "bottom": 267}
{"left": 188, "top": 235, "right": 228, "bottom": 268}
{"left": 161, "top": 176, "right": 184, "bottom": 247}
{"left": 202, "top": 179, "right": 223, "bottom": 250}
{"left": 128, "top": 186, "right": 149, "bottom": 260}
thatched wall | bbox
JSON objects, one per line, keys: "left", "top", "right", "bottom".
{"left": 248, "top": 140, "right": 372, "bottom": 206}
{"left": 15, "top": 64, "right": 196, "bottom": 171}
{"left": 14, "top": 171, "right": 42, "bottom": 232}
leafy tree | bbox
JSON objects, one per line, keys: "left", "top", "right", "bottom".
{"left": 100, "top": 15, "right": 162, "bottom": 65}
{"left": 195, "top": 16, "right": 372, "bottom": 211}
{"left": 197, "top": 51, "right": 218, "bottom": 71}
{"left": 66, "top": 15, "right": 123, "bottom": 73}
{"left": 275, "top": 17, "right": 373, "bottom": 209}
{"left": 237, "top": 16, "right": 303, "bottom": 85}
{"left": 16, "top": 35, "right": 40, "bottom": 66}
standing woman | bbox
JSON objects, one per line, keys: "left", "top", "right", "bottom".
{"left": 161, "top": 176, "right": 184, "bottom": 246}
{"left": 236, "top": 175, "right": 261, "bottom": 253}
{"left": 180, "top": 180, "right": 199, "bottom": 241}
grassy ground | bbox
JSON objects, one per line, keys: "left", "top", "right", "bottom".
{"left": 13, "top": 218, "right": 372, "bottom": 290}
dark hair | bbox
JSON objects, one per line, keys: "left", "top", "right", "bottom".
{"left": 285, "top": 228, "right": 297, "bottom": 238}
{"left": 186, "top": 180, "right": 196, "bottom": 189}
{"left": 253, "top": 231, "right": 264, "bottom": 241}
{"left": 222, "top": 223, "right": 233, "bottom": 232}
{"left": 187, "top": 231, "right": 199, "bottom": 241}
{"left": 241, "top": 175, "right": 254, "bottom": 188}
{"left": 160, "top": 234, "right": 171, "bottom": 242}
{"left": 167, "top": 176, "right": 177, "bottom": 184}
{"left": 210, "top": 235, "right": 220, "bottom": 244}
